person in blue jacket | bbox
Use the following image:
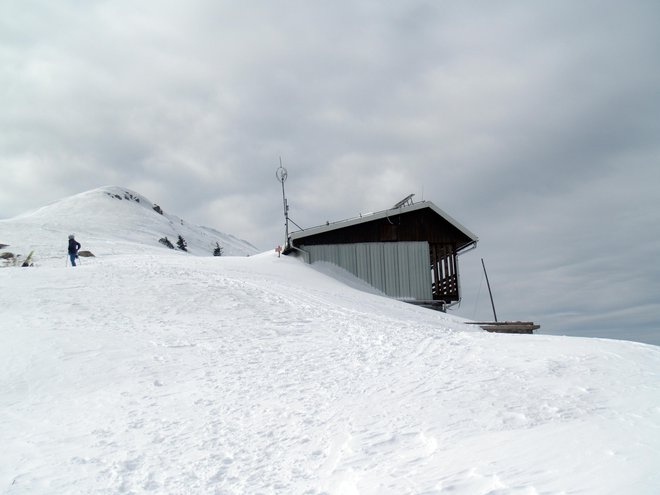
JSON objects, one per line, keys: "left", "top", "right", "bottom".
{"left": 68, "top": 234, "right": 81, "bottom": 266}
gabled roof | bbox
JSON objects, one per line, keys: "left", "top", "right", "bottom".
{"left": 289, "top": 200, "right": 478, "bottom": 246}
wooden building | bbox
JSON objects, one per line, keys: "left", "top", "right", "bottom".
{"left": 285, "top": 197, "right": 478, "bottom": 309}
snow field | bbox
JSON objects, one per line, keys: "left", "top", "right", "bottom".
{"left": 1, "top": 252, "right": 659, "bottom": 494}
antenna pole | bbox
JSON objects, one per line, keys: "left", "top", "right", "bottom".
{"left": 276, "top": 158, "right": 289, "bottom": 245}
{"left": 481, "top": 258, "right": 498, "bottom": 322}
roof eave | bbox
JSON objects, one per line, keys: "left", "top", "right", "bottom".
{"left": 288, "top": 201, "right": 478, "bottom": 244}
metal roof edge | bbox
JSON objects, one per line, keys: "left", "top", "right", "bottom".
{"left": 288, "top": 200, "right": 478, "bottom": 243}
{"left": 423, "top": 202, "right": 479, "bottom": 242}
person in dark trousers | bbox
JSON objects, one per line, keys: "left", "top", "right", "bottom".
{"left": 68, "top": 234, "right": 81, "bottom": 266}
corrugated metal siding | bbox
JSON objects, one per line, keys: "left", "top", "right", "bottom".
{"left": 302, "top": 242, "right": 432, "bottom": 300}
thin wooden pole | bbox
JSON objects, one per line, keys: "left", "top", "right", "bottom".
{"left": 481, "top": 258, "right": 498, "bottom": 322}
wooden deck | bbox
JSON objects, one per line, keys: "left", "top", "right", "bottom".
{"left": 465, "top": 321, "right": 540, "bottom": 334}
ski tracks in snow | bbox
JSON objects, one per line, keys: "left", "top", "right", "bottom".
{"left": 2, "top": 253, "right": 659, "bottom": 494}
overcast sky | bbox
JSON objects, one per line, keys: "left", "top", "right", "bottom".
{"left": 1, "top": 1, "right": 659, "bottom": 345}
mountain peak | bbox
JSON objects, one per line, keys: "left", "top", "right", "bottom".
{"left": 0, "top": 186, "right": 259, "bottom": 263}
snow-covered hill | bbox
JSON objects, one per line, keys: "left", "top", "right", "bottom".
{"left": 1, "top": 191, "right": 659, "bottom": 494}
{"left": 0, "top": 186, "right": 258, "bottom": 263}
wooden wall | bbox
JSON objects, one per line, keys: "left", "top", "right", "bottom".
{"left": 295, "top": 209, "right": 473, "bottom": 248}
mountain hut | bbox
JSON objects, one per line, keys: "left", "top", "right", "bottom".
{"left": 285, "top": 197, "right": 478, "bottom": 310}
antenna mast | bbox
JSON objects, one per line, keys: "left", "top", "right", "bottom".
{"left": 275, "top": 158, "right": 290, "bottom": 246}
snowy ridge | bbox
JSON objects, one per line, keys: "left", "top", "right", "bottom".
{"left": 0, "top": 186, "right": 258, "bottom": 262}
{"left": 1, "top": 250, "right": 659, "bottom": 493}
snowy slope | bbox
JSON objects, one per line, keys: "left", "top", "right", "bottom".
{"left": 0, "top": 186, "right": 258, "bottom": 262}
{"left": 1, "top": 194, "right": 659, "bottom": 494}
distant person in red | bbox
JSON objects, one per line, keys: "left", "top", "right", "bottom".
{"left": 68, "top": 234, "right": 81, "bottom": 266}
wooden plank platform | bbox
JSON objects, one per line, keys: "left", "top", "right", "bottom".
{"left": 465, "top": 321, "right": 540, "bottom": 334}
